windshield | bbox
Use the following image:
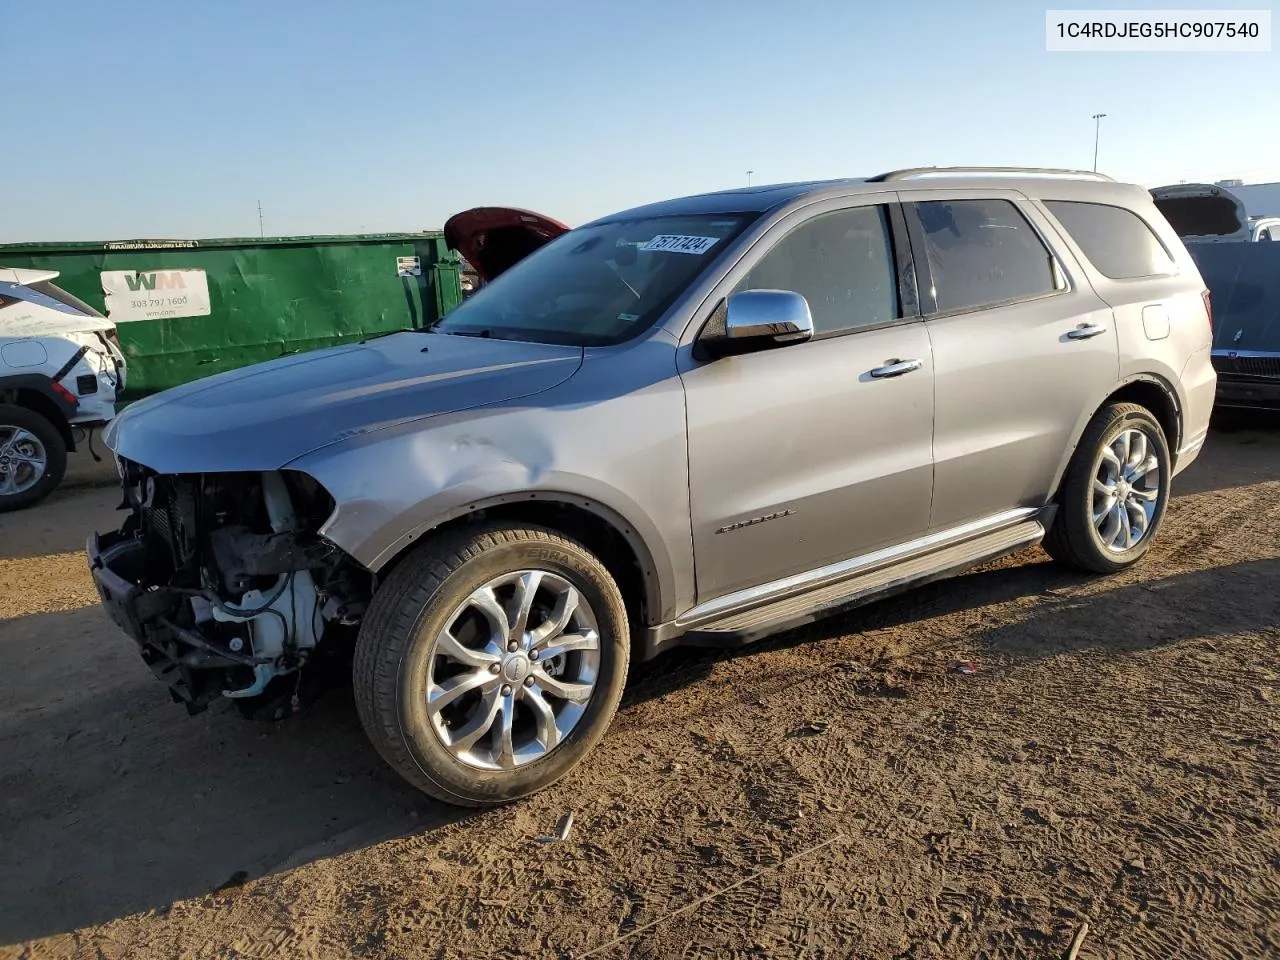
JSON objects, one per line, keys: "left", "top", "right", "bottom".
{"left": 432, "top": 213, "right": 756, "bottom": 346}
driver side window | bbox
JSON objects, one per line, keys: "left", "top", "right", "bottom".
{"left": 733, "top": 205, "right": 900, "bottom": 337}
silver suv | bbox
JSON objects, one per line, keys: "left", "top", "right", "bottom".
{"left": 89, "top": 167, "right": 1217, "bottom": 807}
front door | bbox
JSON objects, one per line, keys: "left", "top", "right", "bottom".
{"left": 679, "top": 200, "right": 936, "bottom": 603}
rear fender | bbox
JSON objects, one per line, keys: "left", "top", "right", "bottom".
{"left": 1048, "top": 372, "right": 1182, "bottom": 496}
{"left": 0, "top": 373, "right": 78, "bottom": 449}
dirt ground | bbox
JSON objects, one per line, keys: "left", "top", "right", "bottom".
{"left": 2, "top": 420, "right": 1278, "bottom": 960}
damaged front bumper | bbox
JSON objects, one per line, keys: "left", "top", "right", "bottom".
{"left": 87, "top": 530, "right": 279, "bottom": 711}
{"left": 87, "top": 465, "right": 371, "bottom": 718}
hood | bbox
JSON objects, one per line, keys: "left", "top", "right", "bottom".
{"left": 443, "top": 207, "right": 569, "bottom": 282}
{"left": 1151, "top": 183, "right": 1249, "bottom": 242}
{"left": 105, "top": 332, "right": 583, "bottom": 473}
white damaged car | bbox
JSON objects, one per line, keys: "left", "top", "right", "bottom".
{"left": 0, "top": 268, "right": 126, "bottom": 510}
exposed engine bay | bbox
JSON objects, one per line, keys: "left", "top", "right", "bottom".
{"left": 88, "top": 460, "right": 372, "bottom": 719}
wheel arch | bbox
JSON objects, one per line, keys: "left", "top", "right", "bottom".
{"left": 1106, "top": 375, "right": 1182, "bottom": 454}
{"left": 1051, "top": 373, "right": 1182, "bottom": 498}
{"left": 0, "top": 375, "right": 76, "bottom": 451}
{"left": 369, "top": 491, "right": 666, "bottom": 633}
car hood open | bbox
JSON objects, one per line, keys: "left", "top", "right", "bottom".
{"left": 443, "top": 207, "right": 569, "bottom": 282}
{"left": 104, "top": 332, "right": 583, "bottom": 473}
{"left": 1151, "top": 183, "right": 1249, "bottom": 242}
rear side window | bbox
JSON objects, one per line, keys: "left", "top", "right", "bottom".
{"left": 734, "top": 205, "right": 900, "bottom": 336}
{"left": 29, "top": 280, "right": 106, "bottom": 318}
{"left": 1045, "top": 200, "right": 1176, "bottom": 279}
{"left": 910, "top": 199, "right": 1060, "bottom": 314}
{"left": 0, "top": 279, "right": 103, "bottom": 318}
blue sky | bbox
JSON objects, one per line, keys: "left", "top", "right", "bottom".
{"left": 3, "top": 0, "right": 1276, "bottom": 242}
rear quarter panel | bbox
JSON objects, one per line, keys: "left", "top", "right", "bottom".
{"left": 1033, "top": 189, "right": 1215, "bottom": 479}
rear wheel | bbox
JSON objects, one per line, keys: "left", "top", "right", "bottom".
{"left": 0, "top": 404, "right": 67, "bottom": 513}
{"left": 1044, "top": 402, "right": 1171, "bottom": 574}
{"left": 353, "top": 524, "right": 629, "bottom": 806}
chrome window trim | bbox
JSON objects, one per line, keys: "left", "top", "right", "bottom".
{"left": 922, "top": 286, "right": 1072, "bottom": 323}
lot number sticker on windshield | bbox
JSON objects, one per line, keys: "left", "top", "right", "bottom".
{"left": 101, "top": 269, "right": 212, "bottom": 322}
{"left": 641, "top": 235, "right": 721, "bottom": 255}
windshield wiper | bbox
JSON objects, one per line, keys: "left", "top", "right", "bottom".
{"left": 606, "top": 261, "right": 640, "bottom": 299}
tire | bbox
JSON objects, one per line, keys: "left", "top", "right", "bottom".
{"left": 353, "top": 523, "right": 630, "bottom": 807}
{"left": 1043, "top": 402, "right": 1171, "bottom": 574}
{"left": 0, "top": 404, "right": 68, "bottom": 513}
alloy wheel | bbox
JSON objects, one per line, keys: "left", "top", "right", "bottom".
{"left": 1092, "top": 427, "right": 1161, "bottom": 553}
{"left": 0, "top": 426, "right": 48, "bottom": 496}
{"left": 426, "top": 570, "right": 601, "bottom": 770}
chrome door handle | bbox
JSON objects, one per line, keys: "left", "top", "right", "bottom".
{"left": 1067, "top": 323, "right": 1108, "bottom": 340}
{"left": 869, "top": 358, "right": 922, "bottom": 379}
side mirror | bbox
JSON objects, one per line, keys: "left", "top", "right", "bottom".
{"left": 702, "top": 289, "right": 814, "bottom": 357}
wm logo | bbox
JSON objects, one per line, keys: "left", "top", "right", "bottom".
{"left": 124, "top": 271, "right": 187, "bottom": 292}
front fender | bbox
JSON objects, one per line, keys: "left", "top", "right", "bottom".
{"left": 287, "top": 384, "right": 694, "bottom": 622}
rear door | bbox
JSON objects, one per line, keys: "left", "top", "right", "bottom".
{"left": 680, "top": 198, "right": 936, "bottom": 602}
{"left": 906, "top": 191, "right": 1119, "bottom": 531}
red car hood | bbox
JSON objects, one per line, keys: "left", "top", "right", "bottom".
{"left": 443, "top": 207, "right": 569, "bottom": 282}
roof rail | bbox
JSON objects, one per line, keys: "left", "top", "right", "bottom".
{"left": 869, "top": 166, "right": 1115, "bottom": 183}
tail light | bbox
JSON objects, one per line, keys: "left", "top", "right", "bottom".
{"left": 52, "top": 381, "right": 78, "bottom": 406}
{"left": 1201, "top": 289, "right": 1213, "bottom": 331}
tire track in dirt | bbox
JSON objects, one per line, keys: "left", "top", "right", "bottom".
{"left": 1157, "top": 479, "right": 1280, "bottom": 570}
{"left": 0, "top": 552, "right": 97, "bottom": 621}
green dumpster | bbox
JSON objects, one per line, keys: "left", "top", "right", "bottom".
{"left": 0, "top": 233, "right": 463, "bottom": 398}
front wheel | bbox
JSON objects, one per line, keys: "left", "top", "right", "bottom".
{"left": 353, "top": 524, "right": 630, "bottom": 806}
{"left": 1043, "top": 402, "right": 1172, "bottom": 574}
{"left": 0, "top": 404, "right": 67, "bottom": 513}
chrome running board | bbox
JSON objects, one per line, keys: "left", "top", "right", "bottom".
{"left": 642, "top": 507, "right": 1051, "bottom": 658}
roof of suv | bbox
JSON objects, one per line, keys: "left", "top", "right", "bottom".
{"left": 593, "top": 168, "right": 1152, "bottom": 223}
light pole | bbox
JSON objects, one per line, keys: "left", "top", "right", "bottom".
{"left": 746, "top": 169, "right": 754, "bottom": 186}
{"left": 1091, "top": 113, "right": 1107, "bottom": 172}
